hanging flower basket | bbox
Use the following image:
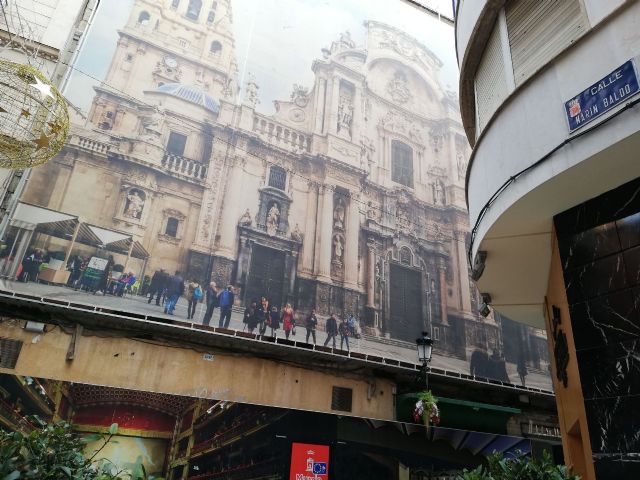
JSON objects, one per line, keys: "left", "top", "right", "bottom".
{"left": 0, "top": 60, "right": 69, "bottom": 169}
{"left": 413, "top": 390, "right": 440, "bottom": 427}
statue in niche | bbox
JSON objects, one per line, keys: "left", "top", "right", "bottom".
{"left": 333, "top": 198, "right": 345, "bottom": 230}
{"left": 338, "top": 30, "right": 355, "bottom": 50}
{"left": 360, "top": 136, "right": 375, "bottom": 169}
{"left": 333, "top": 233, "right": 344, "bottom": 260}
{"left": 337, "top": 94, "right": 353, "bottom": 137}
{"left": 366, "top": 201, "right": 380, "bottom": 221}
{"left": 124, "top": 190, "right": 145, "bottom": 219}
{"left": 291, "top": 223, "right": 303, "bottom": 242}
{"left": 396, "top": 205, "right": 410, "bottom": 230}
{"left": 433, "top": 179, "right": 446, "bottom": 205}
{"left": 141, "top": 107, "right": 163, "bottom": 142}
{"left": 238, "top": 208, "right": 252, "bottom": 227}
{"left": 266, "top": 202, "right": 280, "bottom": 236}
{"left": 457, "top": 151, "right": 467, "bottom": 179}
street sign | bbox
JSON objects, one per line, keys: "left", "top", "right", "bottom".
{"left": 565, "top": 59, "right": 639, "bottom": 132}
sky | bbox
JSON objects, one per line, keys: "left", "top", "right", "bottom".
{"left": 65, "top": 0, "right": 458, "bottom": 115}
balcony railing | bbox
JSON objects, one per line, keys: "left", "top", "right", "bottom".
{"left": 162, "top": 153, "right": 207, "bottom": 180}
{"left": 252, "top": 113, "right": 311, "bottom": 154}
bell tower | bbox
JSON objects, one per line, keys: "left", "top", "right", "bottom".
{"left": 89, "top": 0, "right": 238, "bottom": 129}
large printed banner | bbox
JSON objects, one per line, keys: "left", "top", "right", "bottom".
{"left": 0, "top": 0, "right": 550, "bottom": 390}
{"left": 290, "top": 443, "right": 330, "bottom": 480}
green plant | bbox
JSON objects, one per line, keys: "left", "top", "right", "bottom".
{"left": 0, "top": 418, "right": 163, "bottom": 480}
{"left": 457, "top": 451, "right": 580, "bottom": 480}
{"left": 413, "top": 390, "right": 440, "bottom": 425}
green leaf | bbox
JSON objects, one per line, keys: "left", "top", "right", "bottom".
{"left": 57, "top": 465, "right": 72, "bottom": 477}
{"left": 5, "top": 471, "right": 21, "bottom": 480}
{"left": 108, "top": 424, "right": 118, "bottom": 435}
{"left": 80, "top": 433, "right": 103, "bottom": 444}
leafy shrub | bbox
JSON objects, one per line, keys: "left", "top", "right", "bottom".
{"left": 457, "top": 451, "right": 580, "bottom": 480}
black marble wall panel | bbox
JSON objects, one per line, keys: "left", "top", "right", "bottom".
{"left": 555, "top": 176, "right": 640, "bottom": 479}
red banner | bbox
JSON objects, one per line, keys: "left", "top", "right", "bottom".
{"left": 289, "top": 443, "right": 330, "bottom": 480}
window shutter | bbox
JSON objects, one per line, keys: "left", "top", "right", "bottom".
{"left": 506, "top": 0, "right": 588, "bottom": 86}
{"left": 475, "top": 22, "right": 508, "bottom": 133}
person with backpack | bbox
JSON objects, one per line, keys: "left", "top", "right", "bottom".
{"left": 186, "top": 279, "right": 203, "bottom": 320}
{"left": 218, "top": 285, "right": 235, "bottom": 328}
{"left": 202, "top": 281, "right": 219, "bottom": 326}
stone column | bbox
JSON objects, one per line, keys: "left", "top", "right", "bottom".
{"left": 314, "top": 185, "right": 333, "bottom": 282}
{"left": 351, "top": 86, "right": 362, "bottom": 144}
{"left": 343, "top": 195, "right": 360, "bottom": 289}
{"left": 366, "top": 238, "right": 376, "bottom": 307}
{"left": 329, "top": 76, "right": 341, "bottom": 135}
{"left": 455, "top": 231, "right": 472, "bottom": 313}
{"left": 301, "top": 182, "right": 318, "bottom": 274}
{"left": 215, "top": 157, "right": 243, "bottom": 258}
{"left": 314, "top": 78, "right": 327, "bottom": 134}
{"left": 438, "top": 258, "right": 449, "bottom": 326}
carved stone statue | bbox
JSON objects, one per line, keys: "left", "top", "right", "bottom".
{"left": 434, "top": 179, "right": 446, "bottom": 205}
{"left": 333, "top": 199, "right": 345, "bottom": 230}
{"left": 238, "top": 208, "right": 252, "bottom": 227}
{"left": 291, "top": 223, "right": 303, "bottom": 242}
{"left": 141, "top": 107, "right": 163, "bottom": 142}
{"left": 244, "top": 75, "right": 260, "bottom": 108}
{"left": 339, "top": 31, "right": 355, "bottom": 49}
{"left": 125, "top": 190, "right": 145, "bottom": 219}
{"left": 387, "top": 70, "right": 412, "bottom": 104}
{"left": 360, "top": 137, "right": 375, "bottom": 168}
{"left": 337, "top": 94, "right": 353, "bottom": 137}
{"left": 333, "top": 233, "right": 344, "bottom": 260}
{"left": 457, "top": 151, "right": 467, "bottom": 179}
{"left": 266, "top": 203, "right": 280, "bottom": 236}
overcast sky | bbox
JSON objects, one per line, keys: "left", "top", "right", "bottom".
{"left": 65, "top": 0, "right": 458, "bottom": 115}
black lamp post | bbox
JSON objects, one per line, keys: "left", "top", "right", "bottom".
{"left": 416, "top": 331, "right": 434, "bottom": 389}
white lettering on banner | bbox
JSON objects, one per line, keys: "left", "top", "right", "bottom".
{"left": 602, "top": 84, "right": 633, "bottom": 107}
{"left": 296, "top": 475, "right": 320, "bottom": 480}
{"left": 590, "top": 69, "right": 623, "bottom": 95}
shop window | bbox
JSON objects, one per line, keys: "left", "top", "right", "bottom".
{"left": 165, "top": 217, "right": 179, "bottom": 238}
{"left": 186, "top": 0, "right": 202, "bottom": 20}
{"left": 167, "top": 131, "right": 187, "bottom": 156}
{"left": 268, "top": 166, "right": 286, "bottom": 190}
{"left": 137, "top": 11, "right": 150, "bottom": 25}
{"left": 391, "top": 140, "right": 413, "bottom": 188}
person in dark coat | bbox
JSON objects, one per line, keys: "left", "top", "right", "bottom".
{"left": 202, "top": 281, "right": 219, "bottom": 326}
{"left": 323, "top": 313, "right": 338, "bottom": 348}
{"left": 147, "top": 268, "right": 167, "bottom": 305}
{"left": 339, "top": 317, "right": 350, "bottom": 352}
{"left": 305, "top": 308, "right": 318, "bottom": 345}
{"left": 470, "top": 348, "right": 490, "bottom": 378}
{"left": 517, "top": 351, "right": 528, "bottom": 387}
{"left": 244, "top": 300, "right": 258, "bottom": 333}
{"left": 94, "top": 255, "right": 114, "bottom": 295}
{"left": 164, "top": 270, "right": 185, "bottom": 315}
{"left": 256, "top": 297, "right": 268, "bottom": 335}
{"left": 269, "top": 306, "right": 281, "bottom": 337}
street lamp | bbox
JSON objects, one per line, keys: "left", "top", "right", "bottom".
{"left": 416, "top": 331, "right": 433, "bottom": 388}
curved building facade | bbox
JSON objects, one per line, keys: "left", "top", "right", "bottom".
{"left": 456, "top": 1, "right": 640, "bottom": 478}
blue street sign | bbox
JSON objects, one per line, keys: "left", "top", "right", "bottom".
{"left": 313, "top": 462, "right": 327, "bottom": 474}
{"left": 564, "top": 60, "right": 639, "bottom": 132}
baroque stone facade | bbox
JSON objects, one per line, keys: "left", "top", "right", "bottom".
{"left": 20, "top": 0, "right": 543, "bottom": 363}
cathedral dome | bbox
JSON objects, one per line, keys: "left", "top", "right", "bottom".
{"left": 154, "top": 83, "right": 220, "bottom": 114}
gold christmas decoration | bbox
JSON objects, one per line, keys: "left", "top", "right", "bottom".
{"left": 0, "top": 60, "right": 69, "bottom": 169}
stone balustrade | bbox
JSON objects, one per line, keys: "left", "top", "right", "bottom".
{"left": 162, "top": 152, "right": 207, "bottom": 180}
{"left": 252, "top": 113, "right": 311, "bottom": 154}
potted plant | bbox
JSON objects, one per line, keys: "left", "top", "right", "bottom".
{"left": 413, "top": 390, "right": 440, "bottom": 427}
{"left": 457, "top": 451, "right": 581, "bottom": 480}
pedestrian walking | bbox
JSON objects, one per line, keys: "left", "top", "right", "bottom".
{"left": 256, "top": 297, "right": 269, "bottom": 335}
{"left": 164, "top": 270, "right": 185, "bottom": 315}
{"left": 202, "top": 281, "right": 219, "bottom": 326}
{"left": 244, "top": 300, "right": 258, "bottom": 333}
{"left": 339, "top": 316, "right": 350, "bottom": 352}
{"left": 323, "top": 313, "right": 338, "bottom": 348}
{"left": 218, "top": 285, "right": 235, "bottom": 328}
{"left": 147, "top": 268, "right": 167, "bottom": 305}
{"left": 305, "top": 308, "right": 318, "bottom": 345}
{"left": 282, "top": 303, "right": 295, "bottom": 340}
{"left": 517, "top": 351, "right": 528, "bottom": 387}
{"left": 186, "top": 279, "right": 202, "bottom": 320}
{"left": 269, "top": 305, "right": 281, "bottom": 337}
{"left": 94, "top": 256, "right": 114, "bottom": 295}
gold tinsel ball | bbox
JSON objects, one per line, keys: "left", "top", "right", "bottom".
{"left": 0, "top": 60, "right": 69, "bottom": 169}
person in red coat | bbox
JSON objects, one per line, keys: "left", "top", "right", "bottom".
{"left": 282, "top": 303, "right": 296, "bottom": 340}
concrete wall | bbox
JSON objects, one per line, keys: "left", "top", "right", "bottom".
{"left": 0, "top": 320, "right": 396, "bottom": 420}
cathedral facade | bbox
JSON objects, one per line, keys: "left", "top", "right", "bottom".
{"left": 21, "top": 0, "right": 534, "bottom": 361}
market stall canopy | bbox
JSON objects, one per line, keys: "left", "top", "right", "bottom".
{"left": 10, "top": 202, "right": 79, "bottom": 237}
{"left": 9, "top": 203, "right": 149, "bottom": 259}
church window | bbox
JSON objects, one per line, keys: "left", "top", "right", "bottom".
{"left": 186, "top": 0, "right": 202, "bottom": 20}
{"left": 391, "top": 140, "right": 413, "bottom": 188}
{"left": 137, "top": 11, "right": 150, "bottom": 25}
{"left": 433, "top": 326, "right": 440, "bottom": 341}
{"left": 268, "top": 166, "right": 286, "bottom": 190}
{"left": 399, "top": 246, "right": 412, "bottom": 265}
{"left": 171, "top": 0, "right": 180, "bottom": 9}
{"left": 207, "top": 10, "right": 215, "bottom": 24}
{"left": 165, "top": 217, "right": 179, "bottom": 238}
{"left": 167, "top": 132, "right": 187, "bottom": 156}
{"left": 210, "top": 41, "right": 222, "bottom": 55}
